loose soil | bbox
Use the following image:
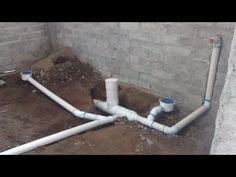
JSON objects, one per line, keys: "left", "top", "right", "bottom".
{"left": 0, "top": 48, "right": 211, "bottom": 154}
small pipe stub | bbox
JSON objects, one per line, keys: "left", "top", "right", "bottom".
{"left": 159, "top": 97, "right": 176, "bottom": 112}
{"left": 208, "top": 35, "right": 222, "bottom": 48}
{"left": 20, "top": 71, "right": 32, "bottom": 81}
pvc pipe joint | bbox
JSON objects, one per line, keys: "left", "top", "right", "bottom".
{"left": 20, "top": 71, "right": 32, "bottom": 81}
{"left": 147, "top": 106, "right": 163, "bottom": 121}
{"left": 211, "top": 35, "right": 222, "bottom": 48}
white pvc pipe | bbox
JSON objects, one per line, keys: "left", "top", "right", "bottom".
{"left": 0, "top": 116, "right": 117, "bottom": 155}
{"left": 94, "top": 35, "right": 222, "bottom": 134}
{"left": 27, "top": 77, "right": 98, "bottom": 120}
{"left": 105, "top": 78, "right": 119, "bottom": 109}
{"left": 0, "top": 73, "right": 118, "bottom": 155}
{"left": 205, "top": 35, "right": 222, "bottom": 104}
{"left": 94, "top": 99, "right": 167, "bottom": 132}
{"left": 147, "top": 106, "right": 163, "bottom": 121}
{"left": 28, "top": 77, "right": 77, "bottom": 113}
{"left": 93, "top": 99, "right": 138, "bottom": 121}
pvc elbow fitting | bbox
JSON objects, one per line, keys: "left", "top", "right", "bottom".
{"left": 73, "top": 110, "right": 86, "bottom": 118}
{"left": 163, "top": 126, "right": 179, "bottom": 135}
{"left": 97, "top": 115, "right": 118, "bottom": 125}
{"left": 204, "top": 100, "right": 211, "bottom": 108}
{"left": 209, "top": 35, "right": 222, "bottom": 48}
{"left": 147, "top": 106, "right": 163, "bottom": 121}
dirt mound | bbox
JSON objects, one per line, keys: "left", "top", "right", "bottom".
{"left": 31, "top": 47, "right": 102, "bottom": 88}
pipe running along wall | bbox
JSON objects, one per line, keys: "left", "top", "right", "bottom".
{"left": 94, "top": 35, "right": 222, "bottom": 134}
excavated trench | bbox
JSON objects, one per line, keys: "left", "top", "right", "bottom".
{"left": 0, "top": 48, "right": 210, "bottom": 154}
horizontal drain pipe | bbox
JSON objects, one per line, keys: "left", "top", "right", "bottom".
{"left": 20, "top": 71, "right": 103, "bottom": 121}
{"left": 0, "top": 116, "right": 117, "bottom": 155}
{"left": 0, "top": 72, "right": 118, "bottom": 155}
{"left": 94, "top": 35, "right": 222, "bottom": 134}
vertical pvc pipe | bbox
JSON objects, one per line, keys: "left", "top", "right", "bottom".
{"left": 205, "top": 36, "right": 222, "bottom": 104}
{"left": 105, "top": 78, "right": 119, "bottom": 109}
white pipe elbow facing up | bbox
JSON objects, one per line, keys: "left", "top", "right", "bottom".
{"left": 20, "top": 71, "right": 32, "bottom": 81}
{"left": 159, "top": 97, "right": 176, "bottom": 112}
{"left": 209, "top": 35, "right": 222, "bottom": 48}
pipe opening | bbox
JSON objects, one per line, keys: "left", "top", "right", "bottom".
{"left": 159, "top": 97, "right": 175, "bottom": 112}
{"left": 105, "top": 78, "right": 119, "bottom": 83}
{"left": 160, "top": 97, "right": 175, "bottom": 104}
{"left": 20, "top": 71, "right": 32, "bottom": 81}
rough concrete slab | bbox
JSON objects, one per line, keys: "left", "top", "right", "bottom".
{"left": 210, "top": 28, "right": 236, "bottom": 154}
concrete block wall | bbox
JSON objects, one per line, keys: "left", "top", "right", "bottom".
{"left": 0, "top": 22, "right": 51, "bottom": 71}
{"left": 48, "top": 22, "right": 235, "bottom": 111}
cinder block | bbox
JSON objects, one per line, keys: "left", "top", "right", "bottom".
{"left": 0, "top": 27, "right": 27, "bottom": 36}
{"left": 140, "top": 23, "right": 168, "bottom": 34}
{"left": 150, "top": 83, "right": 172, "bottom": 97}
{"left": 0, "top": 56, "right": 12, "bottom": 66}
{"left": 107, "top": 27, "right": 129, "bottom": 37}
{"left": 129, "top": 46, "right": 151, "bottom": 59}
{"left": 188, "top": 85, "right": 205, "bottom": 97}
{"left": 139, "top": 72, "right": 163, "bottom": 86}
{"left": 193, "top": 23, "right": 216, "bottom": 27}
{"left": 131, "top": 39, "right": 165, "bottom": 54}
{"left": 147, "top": 53, "right": 163, "bottom": 63}
{"left": 0, "top": 23, "right": 18, "bottom": 29}
{"left": 102, "top": 34, "right": 131, "bottom": 50}
{"left": 129, "top": 62, "right": 151, "bottom": 74}
{"left": 189, "top": 78, "right": 206, "bottom": 88}
{"left": 0, "top": 45, "right": 10, "bottom": 57}
{"left": 191, "top": 47, "right": 212, "bottom": 61}
{"left": 129, "top": 31, "right": 153, "bottom": 42}
{"left": 60, "top": 27, "right": 72, "bottom": 35}
{"left": 133, "top": 79, "right": 151, "bottom": 89}
{"left": 27, "top": 24, "right": 47, "bottom": 32}
{"left": 167, "top": 23, "right": 195, "bottom": 36}
{"left": 150, "top": 69, "right": 173, "bottom": 80}
{"left": 179, "top": 36, "right": 207, "bottom": 49}
{"left": 163, "top": 45, "right": 192, "bottom": 57}
{"left": 20, "top": 32, "right": 45, "bottom": 40}
{"left": 0, "top": 35, "right": 19, "bottom": 43}
{"left": 196, "top": 26, "right": 234, "bottom": 38}
{"left": 183, "top": 94, "right": 203, "bottom": 109}
{"left": 119, "top": 22, "right": 140, "bottom": 30}
{"left": 100, "top": 22, "right": 118, "bottom": 28}
{"left": 120, "top": 67, "right": 139, "bottom": 80}
{"left": 112, "top": 74, "right": 130, "bottom": 83}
